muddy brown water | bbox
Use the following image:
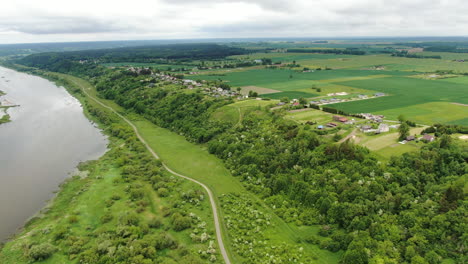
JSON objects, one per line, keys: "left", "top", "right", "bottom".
{"left": 0, "top": 67, "right": 108, "bottom": 242}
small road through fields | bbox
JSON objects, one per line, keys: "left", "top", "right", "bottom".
{"left": 71, "top": 79, "right": 232, "bottom": 264}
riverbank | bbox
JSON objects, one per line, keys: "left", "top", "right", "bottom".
{"left": 36, "top": 70, "right": 343, "bottom": 263}
{"left": 0, "top": 66, "right": 224, "bottom": 263}
{"left": 0, "top": 90, "right": 10, "bottom": 124}
{"left": 0, "top": 65, "right": 107, "bottom": 243}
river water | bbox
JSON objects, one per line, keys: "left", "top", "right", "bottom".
{"left": 0, "top": 67, "right": 108, "bottom": 241}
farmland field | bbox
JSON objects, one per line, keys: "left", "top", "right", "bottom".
{"left": 232, "top": 52, "right": 468, "bottom": 72}
{"left": 328, "top": 76, "right": 468, "bottom": 125}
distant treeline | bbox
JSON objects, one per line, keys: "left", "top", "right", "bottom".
{"left": 287, "top": 48, "right": 366, "bottom": 55}
{"left": 18, "top": 44, "right": 248, "bottom": 69}
{"left": 424, "top": 46, "right": 468, "bottom": 53}
{"left": 395, "top": 41, "right": 468, "bottom": 53}
{"left": 392, "top": 51, "right": 441, "bottom": 59}
{"left": 422, "top": 123, "right": 468, "bottom": 135}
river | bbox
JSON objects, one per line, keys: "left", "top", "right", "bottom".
{"left": 0, "top": 67, "right": 108, "bottom": 241}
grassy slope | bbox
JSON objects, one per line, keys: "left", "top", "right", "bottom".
{"left": 52, "top": 73, "right": 342, "bottom": 263}
{"left": 0, "top": 74, "right": 220, "bottom": 263}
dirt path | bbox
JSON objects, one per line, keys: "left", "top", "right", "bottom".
{"left": 72, "top": 79, "right": 232, "bottom": 264}
{"left": 338, "top": 128, "right": 358, "bottom": 143}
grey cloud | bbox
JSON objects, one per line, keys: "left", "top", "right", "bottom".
{"left": 0, "top": 16, "right": 137, "bottom": 35}
{"left": 161, "top": 0, "right": 295, "bottom": 11}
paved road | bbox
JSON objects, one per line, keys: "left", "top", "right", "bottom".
{"left": 72, "top": 78, "right": 231, "bottom": 264}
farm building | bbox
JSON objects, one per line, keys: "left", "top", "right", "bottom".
{"left": 326, "top": 123, "right": 338, "bottom": 128}
{"left": 377, "top": 123, "right": 389, "bottom": 133}
{"left": 374, "top": 93, "right": 385, "bottom": 97}
{"left": 360, "top": 125, "right": 373, "bottom": 132}
{"left": 406, "top": 135, "right": 416, "bottom": 141}
{"left": 422, "top": 134, "right": 435, "bottom": 142}
{"left": 333, "top": 116, "right": 349, "bottom": 123}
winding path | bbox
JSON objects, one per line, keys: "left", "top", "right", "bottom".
{"left": 71, "top": 79, "right": 231, "bottom": 264}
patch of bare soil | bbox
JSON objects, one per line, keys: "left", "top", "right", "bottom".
{"left": 240, "top": 86, "right": 281, "bottom": 95}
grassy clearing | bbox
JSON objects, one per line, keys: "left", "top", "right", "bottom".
{"left": 239, "top": 85, "right": 281, "bottom": 95}
{"left": 356, "top": 127, "right": 425, "bottom": 159}
{"left": 285, "top": 108, "right": 336, "bottom": 125}
{"left": 212, "top": 99, "right": 277, "bottom": 124}
{"left": 261, "top": 91, "right": 317, "bottom": 99}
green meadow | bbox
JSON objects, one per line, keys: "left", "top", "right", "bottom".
{"left": 328, "top": 76, "right": 468, "bottom": 125}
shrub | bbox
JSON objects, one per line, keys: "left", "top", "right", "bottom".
{"left": 101, "top": 212, "right": 114, "bottom": 224}
{"left": 171, "top": 213, "right": 192, "bottom": 231}
{"left": 26, "top": 243, "right": 55, "bottom": 261}
{"left": 157, "top": 188, "right": 169, "bottom": 197}
{"left": 148, "top": 217, "right": 162, "bottom": 229}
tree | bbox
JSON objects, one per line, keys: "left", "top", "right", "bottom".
{"left": 299, "top": 97, "right": 308, "bottom": 105}
{"left": 399, "top": 122, "right": 410, "bottom": 141}
{"left": 342, "top": 246, "right": 368, "bottom": 264}
{"left": 280, "top": 97, "right": 290, "bottom": 103}
{"left": 398, "top": 114, "right": 406, "bottom": 123}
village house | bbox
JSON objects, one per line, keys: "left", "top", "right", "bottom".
{"left": 326, "top": 122, "right": 338, "bottom": 128}
{"left": 360, "top": 125, "right": 374, "bottom": 132}
{"left": 422, "top": 134, "right": 435, "bottom": 142}
{"left": 377, "top": 123, "right": 389, "bottom": 133}
{"left": 333, "top": 116, "right": 349, "bottom": 123}
{"left": 374, "top": 92, "right": 385, "bottom": 97}
{"left": 406, "top": 135, "right": 416, "bottom": 141}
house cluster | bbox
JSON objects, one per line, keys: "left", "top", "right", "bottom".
{"left": 405, "top": 134, "right": 435, "bottom": 142}
{"left": 182, "top": 79, "right": 203, "bottom": 89}
{"left": 360, "top": 123, "right": 390, "bottom": 134}
{"left": 327, "top": 92, "right": 348, "bottom": 96}
{"left": 360, "top": 113, "right": 385, "bottom": 123}
{"left": 128, "top": 67, "right": 153, "bottom": 75}
{"left": 310, "top": 97, "right": 346, "bottom": 105}
{"left": 203, "top": 87, "right": 237, "bottom": 98}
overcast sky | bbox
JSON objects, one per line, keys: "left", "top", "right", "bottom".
{"left": 1, "top": 0, "right": 467, "bottom": 44}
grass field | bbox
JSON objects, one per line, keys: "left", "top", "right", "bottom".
{"left": 212, "top": 99, "right": 277, "bottom": 125}
{"left": 377, "top": 102, "right": 468, "bottom": 126}
{"left": 233, "top": 52, "right": 468, "bottom": 72}
{"left": 285, "top": 108, "right": 337, "bottom": 125}
{"left": 328, "top": 76, "right": 468, "bottom": 125}
{"left": 356, "top": 127, "right": 426, "bottom": 159}
{"left": 196, "top": 68, "right": 409, "bottom": 99}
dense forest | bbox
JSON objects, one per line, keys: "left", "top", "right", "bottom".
{"left": 17, "top": 43, "right": 247, "bottom": 69}
{"left": 287, "top": 48, "right": 366, "bottom": 55}
{"left": 9, "top": 54, "right": 468, "bottom": 264}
